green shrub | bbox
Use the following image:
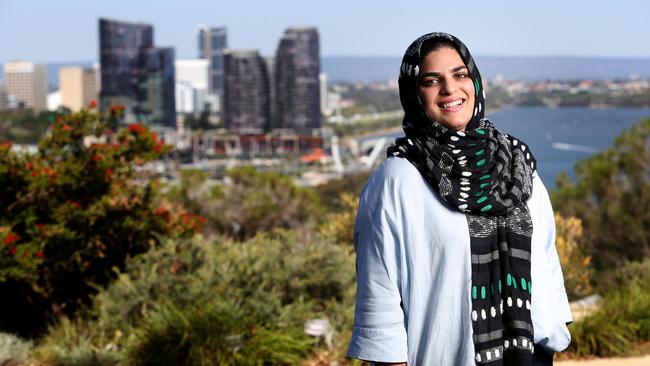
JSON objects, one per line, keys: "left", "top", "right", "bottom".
{"left": 0, "top": 332, "right": 33, "bottom": 365}
{"left": 568, "top": 268, "right": 650, "bottom": 357}
{"left": 127, "top": 301, "right": 313, "bottom": 366}
{"left": 34, "top": 230, "right": 356, "bottom": 365}
{"left": 33, "top": 317, "right": 121, "bottom": 366}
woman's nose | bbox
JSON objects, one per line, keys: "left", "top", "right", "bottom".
{"left": 441, "top": 78, "right": 459, "bottom": 95}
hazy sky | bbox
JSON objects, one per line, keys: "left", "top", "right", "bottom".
{"left": 2, "top": 0, "right": 650, "bottom": 63}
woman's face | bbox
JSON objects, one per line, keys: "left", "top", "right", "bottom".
{"left": 417, "top": 47, "right": 475, "bottom": 131}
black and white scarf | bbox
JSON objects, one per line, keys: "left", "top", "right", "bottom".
{"left": 388, "top": 32, "right": 538, "bottom": 365}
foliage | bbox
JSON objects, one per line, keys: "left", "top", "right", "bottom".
{"left": 34, "top": 231, "right": 356, "bottom": 365}
{"left": 319, "top": 192, "right": 359, "bottom": 248}
{"left": 0, "top": 105, "right": 201, "bottom": 337}
{"left": 127, "top": 301, "right": 313, "bottom": 366}
{"left": 554, "top": 213, "right": 593, "bottom": 300}
{"left": 0, "top": 109, "right": 70, "bottom": 144}
{"left": 0, "top": 332, "right": 33, "bottom": 365}
{"left": 551, "top": 118, "right": 650, "bottom": 269}
{"left": 166, "top": 167, "right": 324, "bottom": 240}
{"left": 567, "top": 269, "right": 650, "bottom": 357}
{"left": 314, "top": 171, "right": 369, "bottom": 213}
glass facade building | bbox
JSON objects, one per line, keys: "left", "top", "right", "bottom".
{"left": 99, "top": 18, "right": 176, "bottom": 127}
{"left": 198, "top": 27, "right": 227, "bottom": 97}
{"left": 223, "top": 50, "right": 271, "bottom": 133}
{"left": 274, "top": 27, "right": 321, "bottom": 131}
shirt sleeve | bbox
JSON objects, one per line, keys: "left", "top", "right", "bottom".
{"left": 347, "top": 167, "right": 408, "bottom": 363}
{"left": 530, "top": 176, "right": 573, "bottom": 353}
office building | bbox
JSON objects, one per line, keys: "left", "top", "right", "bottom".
{"left": 99, "top": 18, "right": 176, "bottom": 127}
{"left": 223, "top": 49, "right": 271, "bottom": 133}
{"left": 274, "top": 27, "right": 321, "bottom": 131}
{"left": 3, "top": 61, "right": 47, "bottom": 111}
{"left": 198, "top": 27, "right": 227, "bottom": 97}
{"left": 59, "top": 67, "right": 98, "bottom": 111}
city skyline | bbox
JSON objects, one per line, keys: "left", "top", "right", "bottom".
{"left": 1, "top": 0, "right": 650, "bottom": 64}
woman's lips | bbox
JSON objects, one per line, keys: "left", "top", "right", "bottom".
{"left": 438, "top": 98, "right": 465, "bottom": 112}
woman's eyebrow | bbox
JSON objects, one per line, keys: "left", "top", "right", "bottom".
{"left": 420, "top": 65, "right": 468, "bottom": 78}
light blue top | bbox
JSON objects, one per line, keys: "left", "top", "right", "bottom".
{"left": 347, "top": 157, "right": 573, "bottom": 365}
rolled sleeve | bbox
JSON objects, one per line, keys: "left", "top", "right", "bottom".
{"left": 347, "top": 170, "right": 408, "bottom": 363}
{"left": 530, "top": 176, "right": 573, "bottom": 352}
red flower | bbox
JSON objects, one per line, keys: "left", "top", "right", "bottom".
{"left": 9, "top": 247, "right": 17, "bottom": 255}
{"left": 89, "top": 100, "right": 97, "bottom": 108}
{"left": 92, "top": 154, "right": 103, "bottom": 162}
{"left": 31, "top": 170, "right": 40, "bottom": 177}
{"left": 154, "top": 142, "right": 163, "bottom": 153}
{"left": 128, "top": 123, "right": 145, "bottom": 134}
{"left": 0, "top": 141, "right": 13, "bottom": 150}
{"left": 105, "top": 168, "right": 113, "bottom": 181}
{"left": 35, "top": 251, "right": 45, "bottom": 259}
{"left": 62, "top": 124, "right": 71, "bottom": 131}
{"left": 36, "top": 223, "right": 45, "bottom": 230}
{"left": 4, "top": 233, "right": 19, "bottom": 246}
{"left": 74, "top": 200, "right": 81, "bottom": 209}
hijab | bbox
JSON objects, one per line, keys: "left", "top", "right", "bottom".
{"left": 388, "top": 32, "right": 537, "bottom": 365}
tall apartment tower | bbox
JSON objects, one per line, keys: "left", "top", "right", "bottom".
{"left": 3, "top": 61, "right": 47, "bottom": 112}
{"left": 59, "top": 67, "right": 98, "bottom": 112}
{"left": 222, "top": 50, "right": 271, "bottom": 133}
{"left": 99, "top": 18, "right": 176, "bottom": 127}
{"left": 198, "top": 27, "right": 227, "bottom": 97}
{"left": 274, "top": 27, "right": 321, "bottom": 131}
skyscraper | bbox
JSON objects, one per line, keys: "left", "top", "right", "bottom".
{"left": 274, "top": 27, "right": 321, "bottom": 131}
{"left": 99, "top": 18, "right": 176, "bottom": 127}
{"left": 223, "top": 50, "right": 271, "bottom": 133}
{"left": 3, "top": 61, "right": 47, "bottom": 112}
{"left": 198, "top": 27, "right": 227, "bottom": 97}
{"left": 59, "top": 67, "right": 98, "bottom": 112}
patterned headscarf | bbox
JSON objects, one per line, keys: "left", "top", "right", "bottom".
{"left": 388, "top": 32, "right": 538, "bottom": 365}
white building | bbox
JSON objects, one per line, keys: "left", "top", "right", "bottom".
{"left": 175, "top": 59, "right": 209, "bottom": 114}
{"left": 3, "top": 61, "right": 48, "bottom": 111}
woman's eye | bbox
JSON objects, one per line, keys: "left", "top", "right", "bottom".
{"left": 422, "top": 79, "right": 438, "bottom": 86}
{"left": 456, "top": 73, "right": 468, "bottom": 79}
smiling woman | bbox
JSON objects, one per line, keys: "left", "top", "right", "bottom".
{"left": 347, "top": 33, "right": 573, "bottom": 366}
{"left": 417, "top": 45, "right": 476, "bottom": 132}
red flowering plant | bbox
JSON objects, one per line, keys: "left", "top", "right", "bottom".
{"left": 0, "top": 106, "right": 197, "bottom": 337}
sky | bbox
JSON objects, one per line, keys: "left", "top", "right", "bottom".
{"left": 1, "top": 0, "right": 650, "bottom": 63}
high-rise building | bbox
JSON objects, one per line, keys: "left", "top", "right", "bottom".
{"left": 274, "top": 27, "right": 321, "bottom": 131}
{"left": 99, "top": 18, "right": 176, "bottom": 127}
{"left": 3, "top": 61, "right": 47, "bottom": 111}
{"left": 223, "top": 49, "right": 271, "bottom": 133}
{"left": 175, "top": 59, "right": 209, "bottom": 114}
{"left": 59, "top": 67, "right": 98, "bottom": 112}
{"left": 198, "top": 27, "right": 227, "bottom": 97}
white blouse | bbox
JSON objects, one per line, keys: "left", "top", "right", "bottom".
{"left": 347, "top": 157, "right": 573, "bottom": 365}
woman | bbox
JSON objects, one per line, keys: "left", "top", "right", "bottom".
{"left": 346, "top": 33, "right": 572, "bottom": 365}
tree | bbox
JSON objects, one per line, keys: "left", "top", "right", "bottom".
{"left": 0, "top": 104, "right": 201, "bottom": 337}
{"left": 551, "top": 118, "right": 650, "bottom": 269}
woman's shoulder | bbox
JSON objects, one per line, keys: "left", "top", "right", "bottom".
{"left": 369, "top": 156, "right": 423, "bottom": 184}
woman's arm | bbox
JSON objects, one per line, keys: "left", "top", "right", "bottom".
{"left": 346, "top": 162, "right": 409, "bottom": 363}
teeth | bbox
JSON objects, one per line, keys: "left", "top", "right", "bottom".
{"left": 442, "top": 99, "right": 463, "bottom": 108}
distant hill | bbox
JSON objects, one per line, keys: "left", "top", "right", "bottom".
{"left": 1, "top": 56, "right": 650, "bottom": 87}
{"left": 322, "top": 55, "right": 650, "bottom": 82}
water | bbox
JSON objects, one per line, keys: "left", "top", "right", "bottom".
{"left": 384, "top": 107, "right": 650, "bottom": 190}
